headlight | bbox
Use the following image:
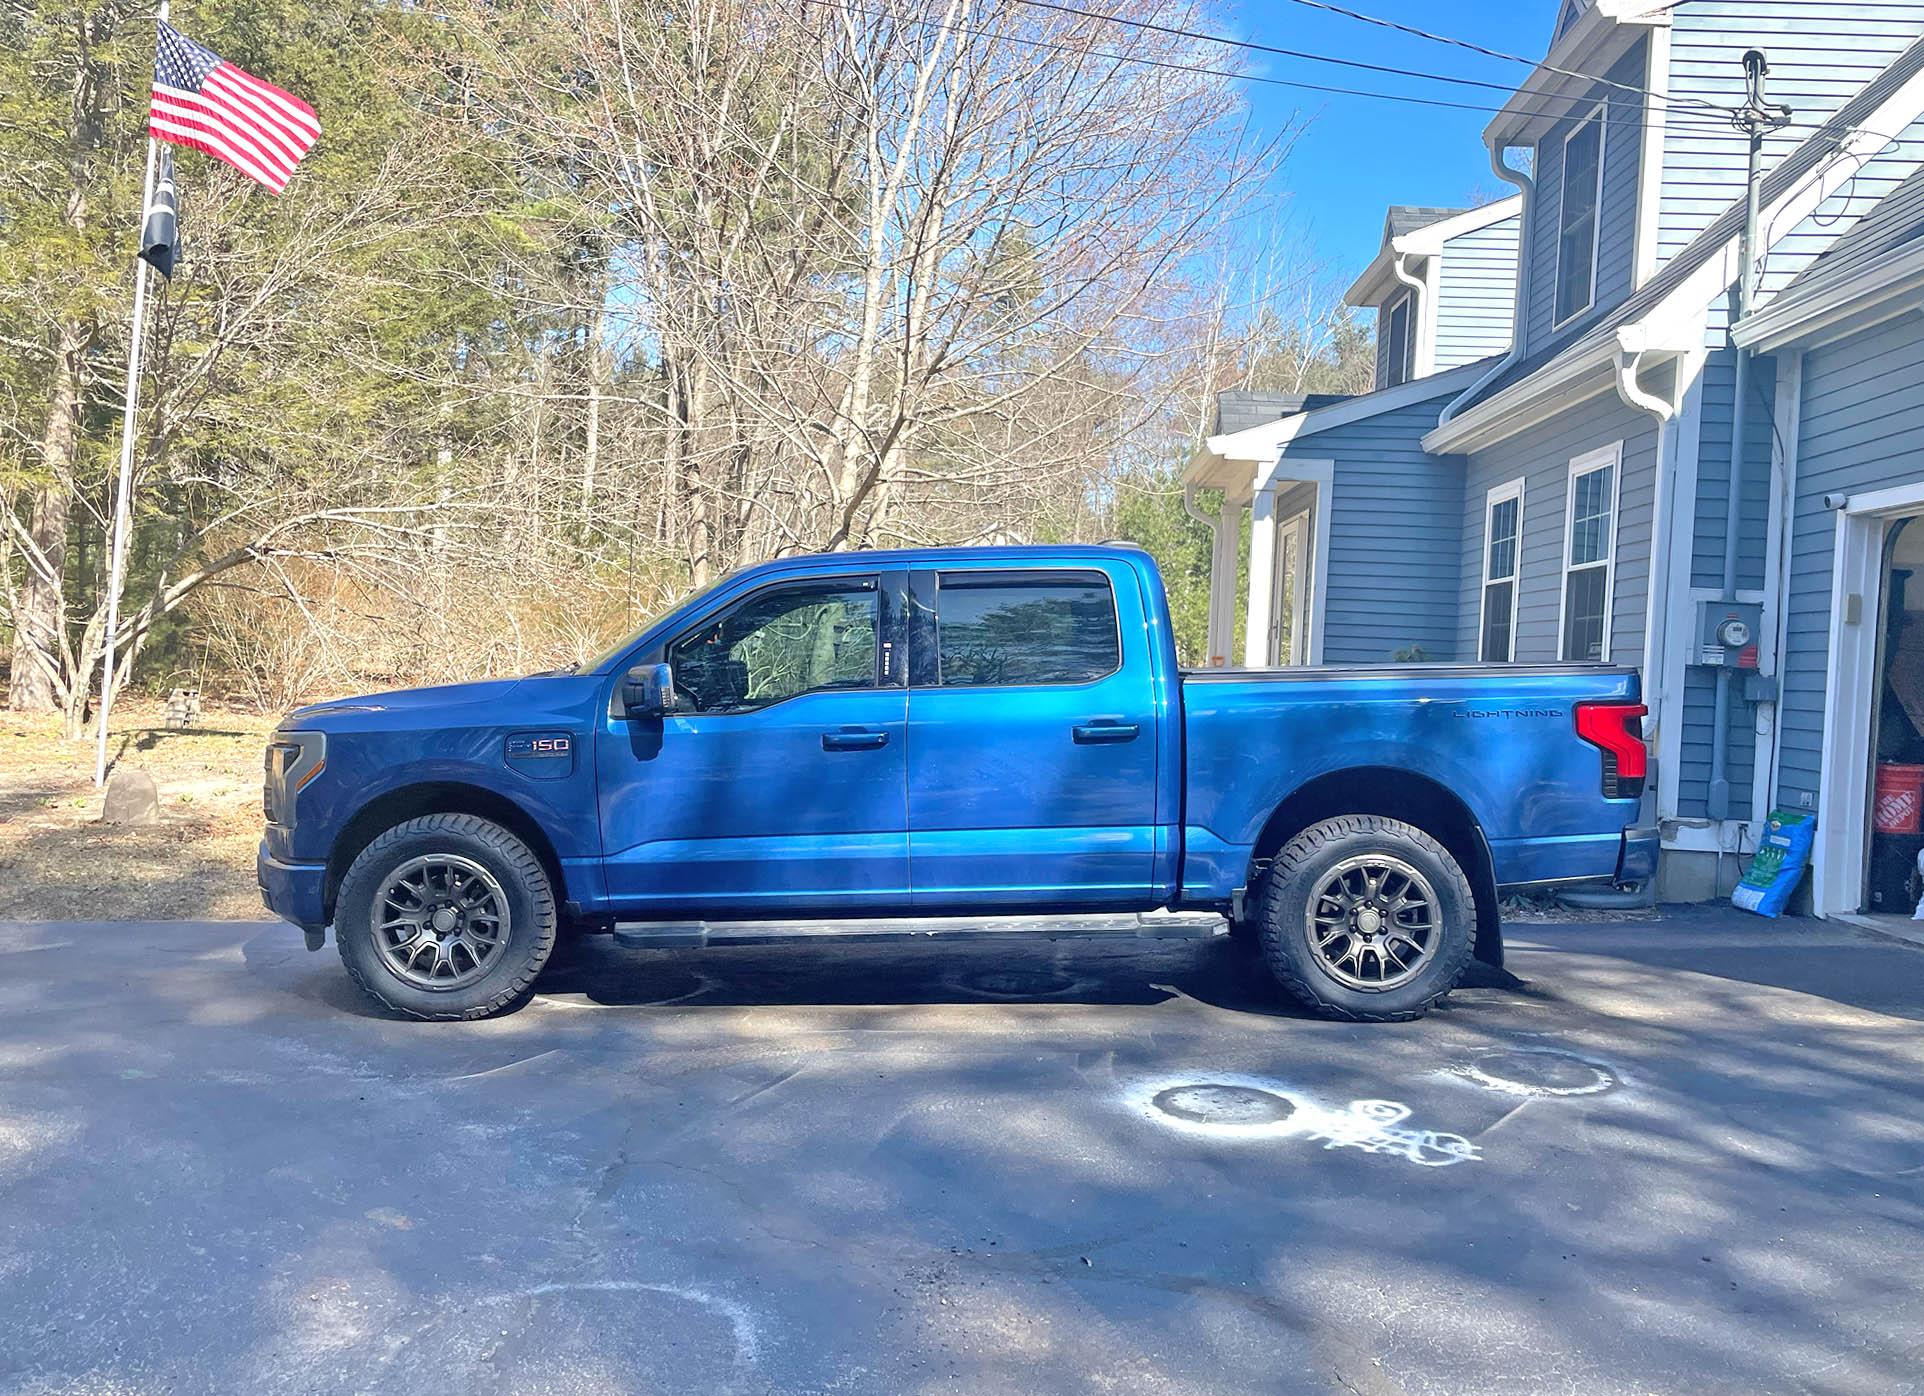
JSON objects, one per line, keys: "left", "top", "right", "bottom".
{"left": 263, "top": 730, "right": 326, "bottom": 826}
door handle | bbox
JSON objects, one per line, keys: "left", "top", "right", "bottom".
{"left": 1073, "top": 722, "right": 1140, "bottom": 744}
{"left": 822, "top": 729, "right": 889, "bottom": 751}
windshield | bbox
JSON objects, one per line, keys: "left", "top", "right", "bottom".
{"left": 575, "top": 564, "right": 775, "bottom": 673}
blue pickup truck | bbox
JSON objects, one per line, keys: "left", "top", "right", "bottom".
{"left": 259, "top": 544, "right": 1653, "bottom": 1022}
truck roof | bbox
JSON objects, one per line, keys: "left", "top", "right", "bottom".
{"left": 725, "top": 542, "right": 1151, "bottom": 583}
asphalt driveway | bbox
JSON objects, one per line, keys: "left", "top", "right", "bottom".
{"left": 1, "top": 909, "right": 1921, "bottom": 1395}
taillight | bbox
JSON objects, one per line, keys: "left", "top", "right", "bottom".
{"left": 1575, "top": 701, "right": 1647, "bottom": 800}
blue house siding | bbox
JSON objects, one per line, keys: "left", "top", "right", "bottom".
{"left": 1521, "top": 39, "right": 1647, "bottom": 359}
{"left": 1669, "top": 353, "right": 1778, "bottom": 818}
{"left": 1454, "top": 388, "right": 1660, "bottom": 667}
{"left": 1660, "top": 3, "right": 1924, "bottom": 273}
{"left": 1689, "top": 352, "right": 1777, "bottom": 594}
{"left": 1279, "top": 392, "right": 1468, "bottom": 664}
{"left": 1434, "top": 215, "right": 1521, "bottom": 369}
{"left": 1777, "top": 312, "right": 1924, "bottom": 808}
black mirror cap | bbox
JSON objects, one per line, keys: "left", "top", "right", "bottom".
{"left": 623, "top": 662, "right": 679, "bottom": 717}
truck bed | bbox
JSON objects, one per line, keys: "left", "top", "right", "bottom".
{"left": 1177, "top": 663, "right": 1643, "bottom": 901}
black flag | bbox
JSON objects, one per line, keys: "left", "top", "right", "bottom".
{"left": 138, "top": 150, "right": 179, "bottom": 278}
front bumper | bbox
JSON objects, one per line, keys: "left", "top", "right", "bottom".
{"left": 257, "top": 839, "right": 327, "bottom": 933}
{"left": 1616, "top": 826, "right": 1659, "bottom": 887}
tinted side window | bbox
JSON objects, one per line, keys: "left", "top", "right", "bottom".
{"left": 668, "top": 580, "right": 877, "bottom": 712}
{"left": 933, "top": 571, "right": 1120, "bottom": 687}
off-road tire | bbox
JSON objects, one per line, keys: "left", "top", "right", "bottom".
{"left": 335, "top": 813, "right": 556, "bottom": 1021}
{"left": 1256, "top": 814, "right": 1476, "bottom": 1022}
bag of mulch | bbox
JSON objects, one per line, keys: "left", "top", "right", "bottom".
{"left": 1732, "top": 810, "right": 1816, "bottom": 917}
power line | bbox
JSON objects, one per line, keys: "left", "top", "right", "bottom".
{"left": 1008, "top": 0, "right": 1543, "bottom": 101}
{"left": 806, "top": 1, "right": 1759, "bottom": 133}
{"left": 1273, "top": 0, "right": 1734, "bottom": 116}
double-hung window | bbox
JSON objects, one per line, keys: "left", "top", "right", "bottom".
{"left": 1553, "top": 104, "right": 1605, "bottom": 326}
{"left": 1560, "top": 446, "right": 1620, "bottom": 662}
{"left": 1479, "top": 479, "right": 1524, "bottom": 663}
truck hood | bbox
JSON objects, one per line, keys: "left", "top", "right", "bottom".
{"left": 286, "top": 677, "right": 528, "bottom": 725}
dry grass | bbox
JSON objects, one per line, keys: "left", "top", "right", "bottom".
{"left": 0, "top": 699, "right": 279, "bottom": 921}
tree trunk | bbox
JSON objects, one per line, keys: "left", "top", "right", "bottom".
{"left": 8, "top": 318, "right": 89, "bottom": 713}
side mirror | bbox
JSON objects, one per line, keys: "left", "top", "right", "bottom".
{"left": 622, "top": 662, "right": 680, "bottom": 717}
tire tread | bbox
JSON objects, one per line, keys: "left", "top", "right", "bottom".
{"left": 1257, "top": 814, "right": 1475, "bottom": 1023}
{"left": 336, "top": 812, "right": 556, "bottom": 1021}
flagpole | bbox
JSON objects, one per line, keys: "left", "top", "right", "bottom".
{"left": 94, "top": 0, "right": 168, "bottom": 788}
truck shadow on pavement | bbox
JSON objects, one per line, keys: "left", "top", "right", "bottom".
{"left": 258, "top": 926, "right": 1532, "bottom": 1022}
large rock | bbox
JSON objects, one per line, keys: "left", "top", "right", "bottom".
{"left": 101, "top": 768, "right": 160, "bottom": 826}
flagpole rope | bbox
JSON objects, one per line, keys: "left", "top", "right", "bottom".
{"left": 94, "top": 0, "right": 170, "bottom": 788}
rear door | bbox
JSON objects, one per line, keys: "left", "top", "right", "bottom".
{"left": 905, "top": 562, "right": 1158, "bottom": 907}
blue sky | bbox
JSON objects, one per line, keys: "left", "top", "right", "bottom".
{"left": 1230, "top": 0, "right": 1562, "bottom": 288}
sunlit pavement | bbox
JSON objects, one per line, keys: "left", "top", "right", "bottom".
{"left": 2, "top": 909, "right": 1921, "bottom": 1395}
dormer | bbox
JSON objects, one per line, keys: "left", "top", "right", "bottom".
{"left": 1343, "top": 197, "right": 1523, "bottom": 390}
{"left": 1476, "top": 0, "right": 1924, "bottom": 370}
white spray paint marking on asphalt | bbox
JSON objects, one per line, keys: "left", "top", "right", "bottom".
{"left": 500, "top": 1280, "right": 761, "bottom": 1364}
{"left": 1124, "top": 1073, "right": 1479, "bottom": 1167}
{"left": 1443, "top": 1048, "right": 1620, "bottom": 1098}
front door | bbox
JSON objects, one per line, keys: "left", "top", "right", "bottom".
{"left": 597, "top": 572, "right": 909, "bottom": 913}
{"left": 905, "top": 563, "right": 1158, "bottom": 908}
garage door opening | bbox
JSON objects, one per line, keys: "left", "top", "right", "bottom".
{"left": 1866, "top": 518, "right": 1924, "bottom": 917}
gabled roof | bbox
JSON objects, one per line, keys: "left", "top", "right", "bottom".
{"left": 1344, "top": 196, "right": 1525, "bottom": 308}
{"left": 1188, "top": 357, "right": 1498, "bottom": 492}
{"left": 1484, "top": 0, "right": 1671, "bottom": 146}
{"left": 1426, "top": 33, "right": 1924, "bottom": 455}
{"left": 1385, "top": 206, "right": 1465, "bottom": 239}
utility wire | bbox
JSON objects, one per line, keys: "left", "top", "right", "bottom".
{"left": 1274, "top": 0, "right": 1734, "bottom": 116}
{"left": 808, "top": 0, "right": 1764, "bottom": 132}
{"left": 1008, "top": 0, "right": 1550, "bottom": 101}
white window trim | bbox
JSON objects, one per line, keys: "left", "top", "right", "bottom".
{"left": 1246, "top": 458, "right": 1334, "bottom": 667}
{"left": 1551, "top": 100, "right": 1608, "bottom": 331}
{"left": 1381, "top": 289, "right": 1414, "bottom": 388}
{"left": 1479, "top": 476, "right": 1526, "bottom": 663}
{"left": 1556, "top": 442, "right": 1624, "bottom": 662}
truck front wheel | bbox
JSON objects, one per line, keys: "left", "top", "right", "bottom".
{"left": 334, "top": 813, "right": 557, "bottom": 1020}
{"left": 1256, "top": 815, "right": 1475, "bottom": 1022}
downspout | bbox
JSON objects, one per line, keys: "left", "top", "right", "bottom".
{"left": 1438, "top": 138, "right": 1534, "bottom": 427}
{"left": 1390, "top": 251, "right": 1426, "bottom": 381}
{"left": 1181, "top": 481, "right": 1217, "bottom": 532}
{"left": 1184, "top": 482, "right": 1228, "bottom": 666}
{"left": 1567, "top": 342, "right": 1680, "bottom": 910}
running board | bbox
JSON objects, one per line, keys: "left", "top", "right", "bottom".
{"left": 611, "top": 911, "right": 1226, "bottom": 950}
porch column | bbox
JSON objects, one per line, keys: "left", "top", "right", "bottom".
{"left": 1244, "top": 484, "right": 1279, "bottom": 668}
{"left": 1204, "top": 487, "right": 1244, "bottom": 666}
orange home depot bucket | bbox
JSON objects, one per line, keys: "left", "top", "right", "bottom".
{"left": 1873, "top": 763, "right": 1924, "bottom": 834}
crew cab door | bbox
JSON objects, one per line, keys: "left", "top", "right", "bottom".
{"left": 905, "top": 561, "right": 1158, "bottom": 907}
{"left": 596, "top": 571, "right": 909, "bottom": 912}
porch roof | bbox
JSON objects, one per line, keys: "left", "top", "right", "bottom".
{"left": 1185, "top": 358, "right": 1495, "bottom": 492}
{"left": 1735, "top": 164, "right": 1924, "bottom": 351}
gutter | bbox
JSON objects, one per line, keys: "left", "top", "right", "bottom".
{"left": 1733, "top": 239, "right": 1924, "bottom": 352}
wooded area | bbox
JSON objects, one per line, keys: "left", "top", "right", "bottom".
{"left": 2, "top": 0, "right": 1375, "bottom": 733}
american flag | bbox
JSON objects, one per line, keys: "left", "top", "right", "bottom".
{"left": 149, "top": 22, "right": 320, "bottom": 195}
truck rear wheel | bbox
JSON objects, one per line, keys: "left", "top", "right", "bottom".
{"left": 1255, "top": 815, "right": 1475, "bottom": 1022}
{"left": 335, "top": 813, "right": 557, "bottom": 1021}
